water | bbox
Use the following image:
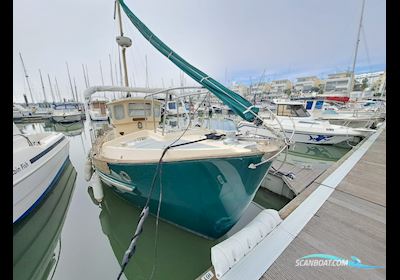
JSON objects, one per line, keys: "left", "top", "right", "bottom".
{"left": 13, "top": 119, "right": 351, "bottom": 280}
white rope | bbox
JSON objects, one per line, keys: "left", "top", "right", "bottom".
{"left": 200, "top": 76, "right": 210, "bottom": 83}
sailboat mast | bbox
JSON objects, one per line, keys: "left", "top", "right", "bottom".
{"left": 47, "top": 74, "right": 56, "bottom": 103}
{"left": 109, "top": 54, "right": 116, "bottom": 100}
{"left": 73, "top": 77, "right": 79, "bottom": 102}
{"left": 99, "top": 60, "right": 105, "bottom": 85}
{"left": 349, "top": 0, "right": 366, "bottom": 94}
{"left": 54, "top": 77, "right": 62, "bottom": 102}
{"left": 38, "top": 69, "right": 48, "bottom": 103}
{"left": 85, "top": 64, "right": 91, "bottom": 88}
{"left": 82, "top": 64, "right": 89, "bottom": 88}
{"left": 145, "top": 55, "right": 149, "bottom": 88}
{"left": 116, "top": 0, "right": 130, "bottom": 88}
{"left": 19, "top": 52, "right": 35, "bottom": 104}
{"left": 66, "top": 62, "right": 75, "bottom": 101}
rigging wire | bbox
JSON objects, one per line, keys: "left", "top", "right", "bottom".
{"left": 117, "top": 93, "right": 209, "bottom": 280}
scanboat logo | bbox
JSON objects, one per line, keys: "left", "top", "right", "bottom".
{"left": 295, "top": 254, "right": 384, "bottom": 269}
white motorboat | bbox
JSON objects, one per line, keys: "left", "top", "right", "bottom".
{"left": 88, "top": 98, "right": 109, "bottom": 121}
{"left": 313, "top": 100, "right": 386, "bottom": 128}
{"left": 52, "top": 103, "right": 82, "bottom": 123}
{"left": 13, "top": 123, "right": 70, "bottom": 223}
{"left": 237, "top": 100, "right": 374, "bottom": 145}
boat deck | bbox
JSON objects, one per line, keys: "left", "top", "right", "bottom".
{"left": 261, "top": 128, "right": 386, "bottom": 280}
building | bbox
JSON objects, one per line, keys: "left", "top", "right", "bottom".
{"left": 231, "top": 82, "right": 250, "bottom": 97}
{"left": 323, "top": 72, "right": 352, "bottom": 92}
{"left": 294, "top": 76, "right": 321, "bottom": 93}
{"left": 270, "top": 79, "right": 292, "bottom": 94}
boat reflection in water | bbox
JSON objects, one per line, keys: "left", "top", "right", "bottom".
{"left": 44, "top": 120, "right": 84, "bottom": 136}
{"left": 13, "top": 160, "right": 77, "bottom": 280}
{"left": 94, "top": 186, "right": 217, "bottom": 280}
{"left": 289, "top": 143, "right": 351, "bottom": 162}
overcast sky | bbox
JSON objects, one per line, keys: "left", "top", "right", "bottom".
{"left": 13, "top": 0, "right": 386, "bottom": 103}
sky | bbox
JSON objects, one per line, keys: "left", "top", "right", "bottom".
{"left": 13, "top": 0, "right": 386, "bottom": 103}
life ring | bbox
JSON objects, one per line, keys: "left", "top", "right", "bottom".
{"left": 138, "top": 122, "right": 143, "bottom": 129}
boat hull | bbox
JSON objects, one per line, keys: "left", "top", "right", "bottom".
{"left": 97, "top": 154, "right": 271, "bottom": 239}
{"left": 89, "top": 113, "right": 109, "bottom": 121}
{"left": 238, "top": 124, "right": 357, "bottom": 145}
{"left": 52, "top": 114, "right": 81, "bottom": 123}
{"left": 13, "top": 136, "right": 70, "bottom": 223}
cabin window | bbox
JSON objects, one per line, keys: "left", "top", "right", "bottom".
{"left": 315, "top": 100, "right": 324, "bottom": 109}
{"left": 291, "top": 105, "right": 310, "bottom": 117}
{"left": 128, "top": 103, "right": 152, "bottom": 117}
{"left": 114, "top": 104, "right": 125, "bottom": 120}
{"left": 277, "top": 105, "right": 292, "bottom": 116}
{"left": 168, "top": 102, "right": 177, "bottom": 110}
{"left": 305, "top": 101, "right": 313, "bottom": 110}
{"left": 277, "top": 104, "right": 310, "bottom": 117}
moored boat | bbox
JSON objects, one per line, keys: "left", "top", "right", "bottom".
{"left": 13, "top": 123, "right": 70, "bottom": 223}
{"left": 52, "top": 103, "right": 82, "bottom": 123}
{"left": 237, "top": 100, "right": 374, "bottom": 145}
{"left": 89, "top": 94, "right": 283, "bottom": 239}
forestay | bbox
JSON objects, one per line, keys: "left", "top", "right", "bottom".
{"left": 118, "top": 0, "right": 259, "bottom": 122}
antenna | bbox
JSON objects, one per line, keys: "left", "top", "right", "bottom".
{"left": 19, "top": 52, "right": 35, "bottom": 104}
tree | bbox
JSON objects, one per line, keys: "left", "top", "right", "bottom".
{"left": 361, "top": 78, "right": 369, "bottom": 90}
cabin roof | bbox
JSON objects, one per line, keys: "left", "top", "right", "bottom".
{"left": 107, "top": 97, "right": 162, "bottom": 106}
{"left": 273, "top": 100, "right": 304, "bottom": 106}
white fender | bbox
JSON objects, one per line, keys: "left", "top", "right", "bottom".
{"left": 89, "top": 172, "right": 104, "bottom": 202}
{"left": 211, "top": 209, "right": 282, "bottom": 279}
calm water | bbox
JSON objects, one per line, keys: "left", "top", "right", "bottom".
{"left": 13, "top": 118, "right": 351, "bottom": 280}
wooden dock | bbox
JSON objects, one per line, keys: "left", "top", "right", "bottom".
{"left": 261, "top": 129, "right": 386, "bottom": 280}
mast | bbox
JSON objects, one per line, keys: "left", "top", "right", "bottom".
{"left": 145, "top": 55, "right": 149, "bottom": 88}
{"left": 99, "top": 60, "right": 105, "bottom": 85}
{"left": 54, "top": 77, "right": 62, "bottom": 102}
{"left": 38, "top": 69, "right": 48, "bottom": 103}
{"left": 115, "top": 0, "right": 130, "bottom": 88}
{"left": 47, "top": 74, "right": 56, "bottom": 103}
{"left": 82, "top": 64, "right": 89, "bottom": 88}
{"left": 19, "top": 52, "right": 34, "bottom": 104}
{"left": 73, "top": 77, "right": 79, "bottom": 102}
{"left": 66, "top": 62, "right": 75, "bottom": 101}
{"left": 349, "top": 0, "right": 366, "bottom": 95}
{"left": 109, "top": 54, "right": 116, "bottom": 100}
{"left": 85, "top": 64, "right": 91, "bottom": 88}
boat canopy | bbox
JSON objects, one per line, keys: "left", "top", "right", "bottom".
{"left": 118, "top": 0, "right": 259, "bottom": 122}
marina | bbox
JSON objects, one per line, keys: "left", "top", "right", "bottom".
{"left": 13, "top": 0, "right": 386, "bottom": 279}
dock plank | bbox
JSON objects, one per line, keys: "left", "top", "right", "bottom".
{"left": 261, "top": 129, "right": 386, "bottom": 280}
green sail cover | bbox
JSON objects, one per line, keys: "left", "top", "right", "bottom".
{"left": 118, "top": 0, "right": 259, "bottom": 122}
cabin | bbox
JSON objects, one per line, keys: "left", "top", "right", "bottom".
{"left": 107, "top": 98, "right": 162, "bottom": 136}
{"left": 90, "top": 99, "right": 108, "bottom": 115}
{"left": 274, "top": 101, "right": 311, "bottom": 118}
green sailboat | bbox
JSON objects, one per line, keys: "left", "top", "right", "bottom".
{"left": 87, "top": 0, "right": 285, "bottom": 239}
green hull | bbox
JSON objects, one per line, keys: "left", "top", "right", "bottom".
{"left": 102, "top": 154, "right": 271, "bottom": 239}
